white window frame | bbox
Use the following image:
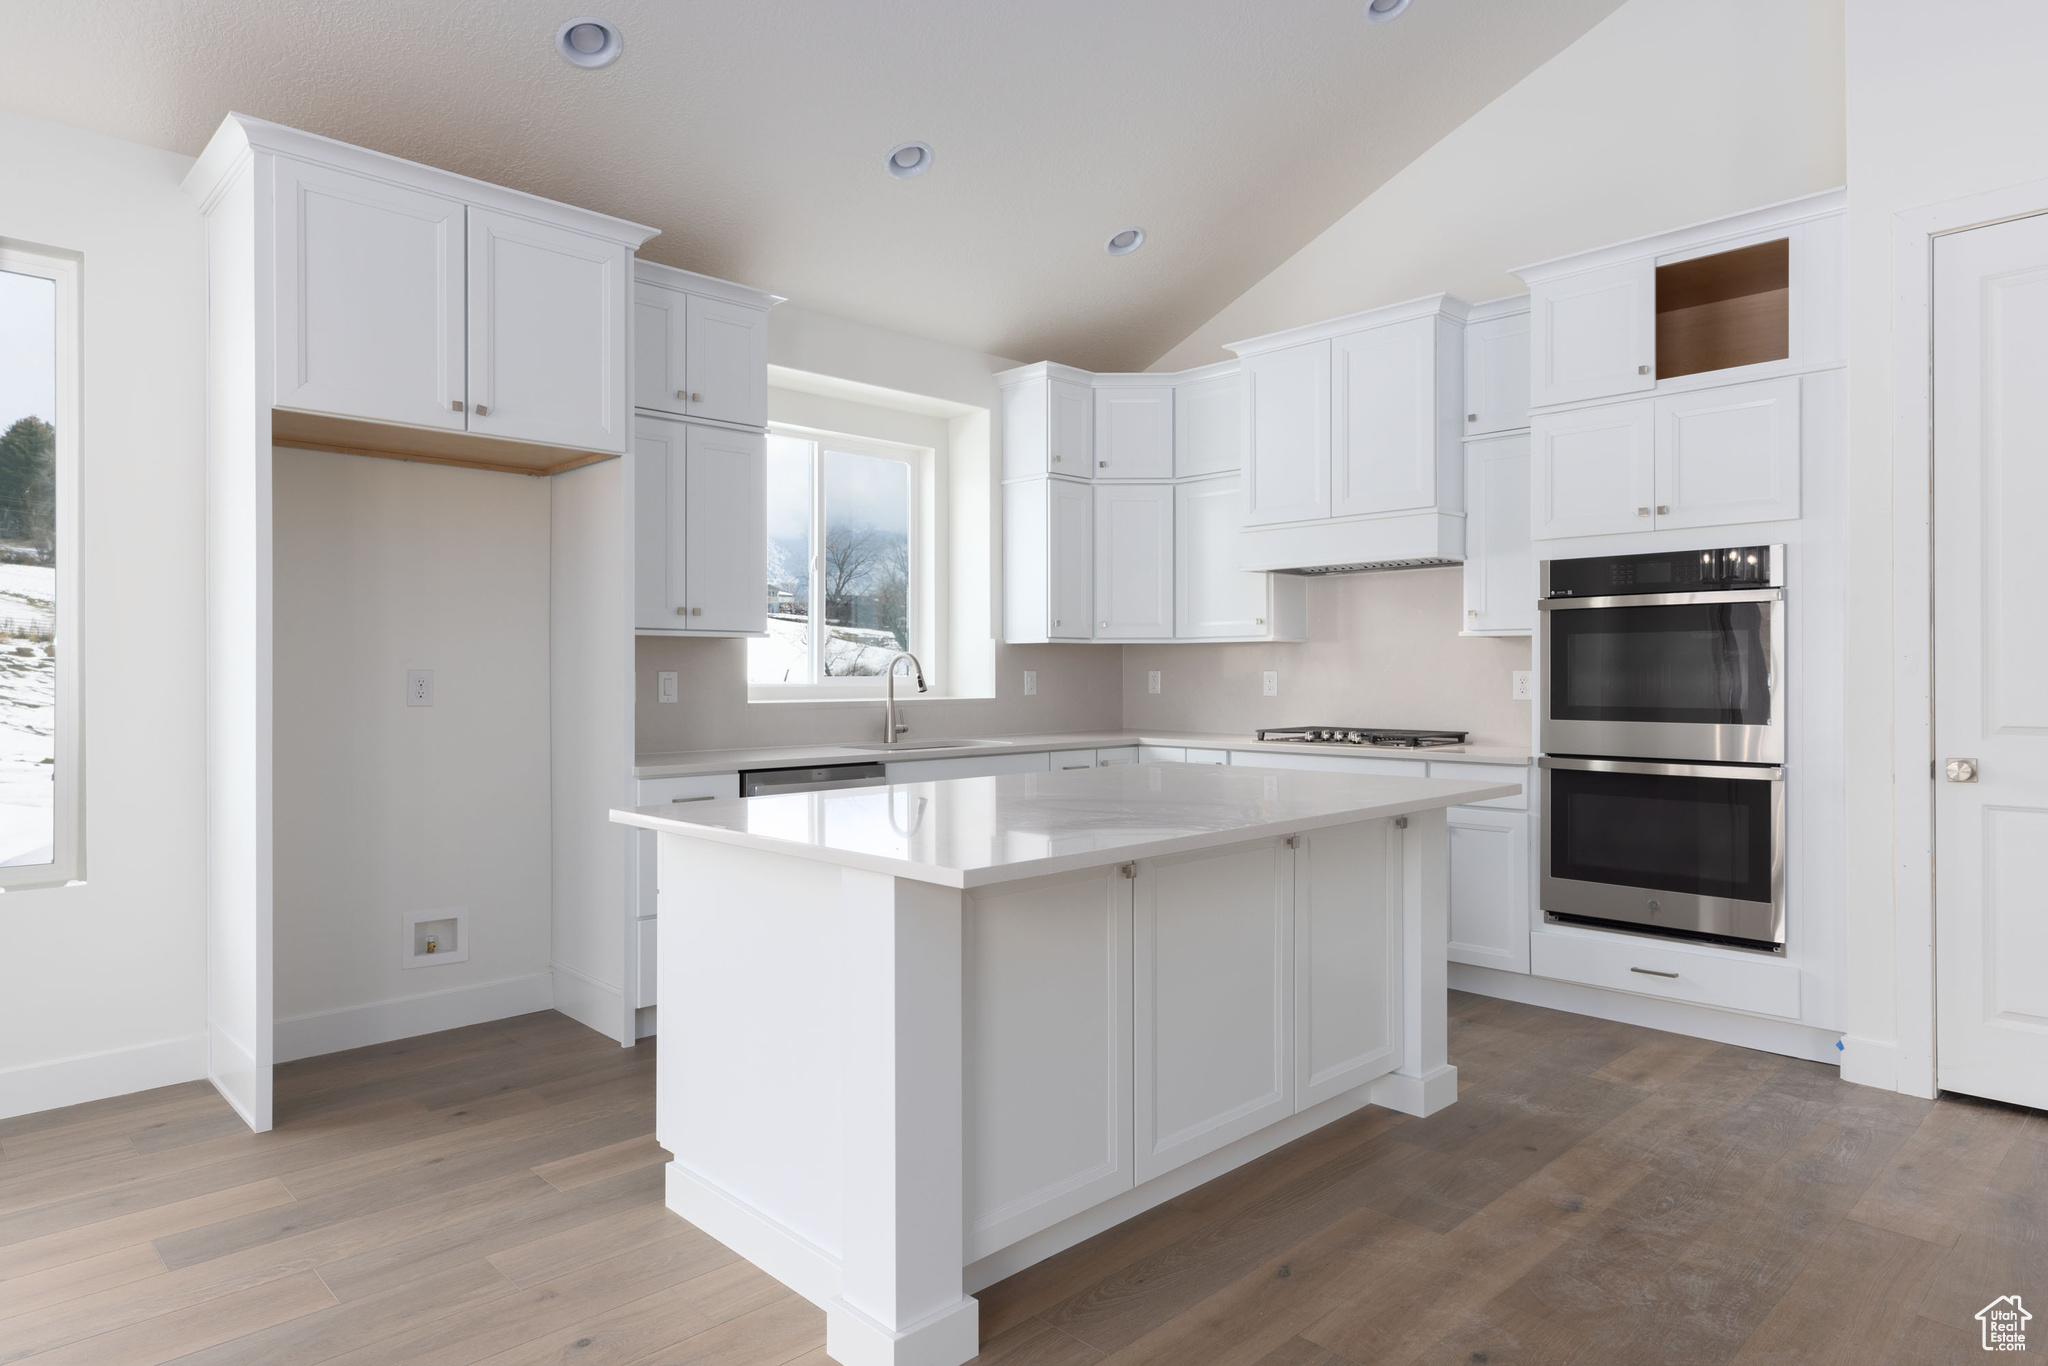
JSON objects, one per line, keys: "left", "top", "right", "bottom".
{"left": 0, "top": 241, "right": 83, "bottom": 889}
{"left": 750, "top": 423, "right": 933, "bottom": 699}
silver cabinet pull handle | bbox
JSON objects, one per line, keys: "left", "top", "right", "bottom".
{"left": 1630, "top": 966, "right": 1680, "bottom": 979}
{"left": 451, "top": 400, "right": 465, "bottom": 413}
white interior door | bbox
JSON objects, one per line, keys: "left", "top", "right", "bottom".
{"left": 1933, "top": 211, "right": 2048, "bottom": 1111}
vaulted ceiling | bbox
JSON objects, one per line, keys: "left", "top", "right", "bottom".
{"left": 0, "top": 0, "right": 1622, "bottom": 370}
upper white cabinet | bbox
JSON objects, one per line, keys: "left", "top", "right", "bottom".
{"left": 632, "top": 263, "right": 778, "bottom": 430}
{"left": 466, "top": 208, "right": 630, "bottom": 453}
{"left": 1527, "top": 259, "right": 1655, "bottom": 409}
{"left": 1462, "top": 302, "right": 1530, "bottom": 436}
{"left": 1093, "top": 385, "right": 1174, "bottom": 479}
{"left": 1462, "top": 434, "right": 1534, "bottom": 635}
{"left": 1332, "top": 313, "right": 1461, "bottom": 518}
{"left": 1174, "top": 368, "right": 1242, "bottom": 477}
{"left": 1094, "top": 483, "right": 1174, "bottom": 639}
{"left": 1240, "top": 340, "right": 1332, "bottom": 527}
{"left": 1176, "top": 477, "right": 1306, "bottom": 640}
{"left": 271, "top": 159, "right": 467, "bottom": 432}
{"left": 634, "top": 414, "right": 767, "bottom": 635}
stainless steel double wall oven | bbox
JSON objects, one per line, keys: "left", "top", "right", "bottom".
{"left": 1538, "top": 547, "right": 1787, "bottom": 951}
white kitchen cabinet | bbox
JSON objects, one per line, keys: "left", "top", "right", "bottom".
{"left": 1242, "top": 340, "right": 1333, "bottom": 526}
{"left": 1094, "top": 483, "right": 1174, "bottom": 639}
{"left": 1462, "top": 434, "right": 1535, "bottom": 635}
{"left": 271, "top": 158, "right": 467, "bottom": 431}
{"left": 1093, "top": 385, "right": 1174, "bottom": 479}
{"left": 1003, "top": 477, "right": 1094, "bottom": 642}
{"left": 633, "top": 415, "right": 766, "bottom": 634}
{"left": 683, "top": 292, "right": 769, "bottom": 428}
{"left": 1531, "top": 400, "right": 1655, "bottom": 539}
{"left": 1446, "top": 807, "right": 1529, "bottom": 974}
{"left": 1294, "top": 821, "right": 1400, "bottom": 1109}
{"left": 1528, "top": 259, "right": 1656, "bottom": 409}
{"left": 465, "top": 207, "right": 630, "bottom": 454}
{"left": 1463, "top": 304, "right": 1530, "bottom": 436}
{"left": 1653, "top": 377, "right": 1801, "bottom": 529}
{"left": 1133, "top": 842, "right": 1293, "bottom": 1183}
{"left": 1174, "top": 368, "right": 1242, "bottom": 477}
{"left": 1332, "top": 314, "right": 1460, "bottom": 518}
{"left": 1175, "top": 476, "right": 1307, "bottom": 641}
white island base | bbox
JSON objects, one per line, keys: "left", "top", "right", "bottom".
{"left": 613, "top": 763, "right": 1515, "bottom": 1366}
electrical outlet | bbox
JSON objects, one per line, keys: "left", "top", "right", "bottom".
{"left": 1262, "top": 670, "right": 1279, "bottom": 697}
{"left": 406, "top": 668, "right": 434, "bottom": 707}
{"left": 1511, "top": 670, "right": 1533, "bottom": 701}
{"left": 1147, "top": 670, "right": 1161, "bottom": 695}
{"left": 1023, "top": 670, "right": 1037, "bottom": 696}
{"left": 657, "top": 671, "right": 678, "bottom": 704}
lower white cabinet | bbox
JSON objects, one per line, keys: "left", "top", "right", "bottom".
{"left": 633, "top": 415, "right": 766, "bottom": 635}
{"left": 1003, "top": 477, "right": 1094, "bottom": 641}
{"left": 1462, "top": 434, "right": 1535, "bottom": 635}
{"left": 1095, "top": 483, "right": 1174, "bottom": 639}
{"left": 1446, "top": 807, "right": 1530, "bottom": 974}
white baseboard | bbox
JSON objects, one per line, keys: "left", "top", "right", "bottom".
{"left": 274, "top": 972, "right": 555, "bottom": 1064}
{"left": 1450, "top": 964, "right": 1843, "bottom": 1065}
{"left": 0, "top": 1033, "right": 207, "bottom": 1121}
{"left": 550, "top": 961, "right": 627, "bottom": 1044}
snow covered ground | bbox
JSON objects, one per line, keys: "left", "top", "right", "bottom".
{"left": 0, "top": 562, "right": 53, "bottom": 866}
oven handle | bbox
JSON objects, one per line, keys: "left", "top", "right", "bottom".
{"left": 1539, "top": 756, "right": 1784, "bottom": 781}
{"left": 1539, "top": 588, "right": 1784, "bottom": 611}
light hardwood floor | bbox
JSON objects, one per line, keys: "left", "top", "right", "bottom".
{"left": 0, "top": 994, "right": 2038, "bottom": 1364}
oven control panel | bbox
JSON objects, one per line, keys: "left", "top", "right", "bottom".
{"left": 1542, "top": 545, "right": 1781, "bottom": 598}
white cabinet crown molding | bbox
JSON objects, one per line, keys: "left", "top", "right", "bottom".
{"left": 184, "top": 112, "right": 658, "bottom": 249}
{"left": 634, "top": 258, "right": 785, "bottom": 311}
{"left": 1224, "top": 292, "right": 1470, "bottom": 359}
{"left": 1509, "top": 187, "right": 1844, "bottom": 287}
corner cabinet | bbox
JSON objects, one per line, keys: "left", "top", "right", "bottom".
{"left": 633, "top": 416, "right": 767, "bottom": 636}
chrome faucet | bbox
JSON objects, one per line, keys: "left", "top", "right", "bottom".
{"left": 882, "top": 652, "right": 927, "bottom": 745}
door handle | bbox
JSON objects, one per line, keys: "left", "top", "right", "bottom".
{"left": 1945, "top": 758, "right": 1979, "bottom": 783}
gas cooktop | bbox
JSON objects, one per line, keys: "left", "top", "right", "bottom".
{"left": 1254, "top": 727, "right": 1469, "bottom": 749}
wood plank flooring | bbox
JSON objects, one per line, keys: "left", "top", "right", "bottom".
{"left": 0, "top": 995, "right": 2037, "bottom": 1365}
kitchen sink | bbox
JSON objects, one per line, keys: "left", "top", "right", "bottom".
{"left": 837, "top": 739, "right": 1011, "bottom": 752}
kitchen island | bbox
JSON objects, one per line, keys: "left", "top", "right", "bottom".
{"left": 611, "top": 762, "right": 1516, "bottom": 1366}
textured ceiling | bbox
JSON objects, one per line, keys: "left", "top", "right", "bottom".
{"left": 0, "top": 0, "right": 1622, "bottom": 371}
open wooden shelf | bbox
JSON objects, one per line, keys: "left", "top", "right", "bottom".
{"left": 1655, "top": 238, "right": 1789, "bottom": 380}
{"left": 271, "top": 408, "right": 619, "bottom": 477}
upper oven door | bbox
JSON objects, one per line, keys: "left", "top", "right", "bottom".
{"left": 1540, "top": 588, "right": 1783, "bottom": 763}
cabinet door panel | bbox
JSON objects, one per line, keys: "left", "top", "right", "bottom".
{"left": 1653, "top": 377, "right": 1801, "bottom": 529}
{"left": 964, "top": 869, "right": 1133, "bottom": 1259}
{"left": 272, "top": 159, "right": 466, "bottom": 429}
{"left": 1093, "top": 386, "right": 1174, "bottom": 478}
{"left": 1176, "top": 477, "right": 1271, "bottom": 638}
{"left": 1294, "top": 823, "right": 1400, "bottom": 1109}
{"left": 1133, "top": 843, "right": 1292, "bottom": 1183}
{"left": 684, "top": 294, "right": 769, "bottom": 428}
{"left": 1243, "top": 341, "right": 1332, "bottom": 526}
{"left": 1333, "top": 318, "right": 1436, "bottom": 517}
{"left": 683, "top": 425, "right": 767, "bottom": 633}
{"left": 1447, "top": 807, "right": 1530, "bottom": 974}
{"left": 1050, "top": 380, "right": 1093, "bottom": 472}
{"left": 1464, "top": 311, "right": 1531, "bottom": 436}
{"left": 467, "top": 208, "right": 629, "bottom": 452}
{"left": 1095, "top": 483, "right": 1172, "bottom": 639}
{"left": 1049, "top": 479, "right": 1094, "bottom": 640}
{"left": 1530, "top": 260, "right": 1655, "bottom": 408}
{"left": 1531, "top": 401, "right": 1654, "bottom": 539}
{"left": 1462, "top": 434, "right": 1534, "bottom": 633}
{"left": 1175, "top": 371, "right": 1243, "bottom": 477}
{"left": 633, "top": 282, "right": 689, "bottom": 417}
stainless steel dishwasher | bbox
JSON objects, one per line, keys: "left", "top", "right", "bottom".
{"left": 739, "top": 762, "right": 889, "bottom": 797}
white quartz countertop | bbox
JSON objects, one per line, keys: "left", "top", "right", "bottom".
{"left": 633, "top": 730, "right": 1531, "bottom": 780}
{"left": 610, "top": 761, "right": 1520, "bottom": 889}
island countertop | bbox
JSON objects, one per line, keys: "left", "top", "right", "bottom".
{"left": 610, "top": 760, "right": 1517, "bottom": 889}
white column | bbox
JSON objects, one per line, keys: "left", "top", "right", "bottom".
{"left": 1368, "top": 806, "right": 1458, "bottom": 1117}
{"left": 828, "top": 868, "right": 980, "bottom": 1366}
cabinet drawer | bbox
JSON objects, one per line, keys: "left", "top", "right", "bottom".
{"left": 1531, "top": 930, "right": 1799, "bottom": 1019}
{"left": 1428, "top": 762, "right": 1528, "bottom": 809}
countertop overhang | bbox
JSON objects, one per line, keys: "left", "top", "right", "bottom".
{"left": 610, "top": 761, "right": 1519, "bottom": 889}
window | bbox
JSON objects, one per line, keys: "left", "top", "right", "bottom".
{"left": 0, "top": 242, "right": 79, "bottom": 887}
{"left": 749, "top": 427, "right": 927, "bottom": 689}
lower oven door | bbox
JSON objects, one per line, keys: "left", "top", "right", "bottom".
{"left": 1540, "top": 756, "right": 1785, "bottom": 949}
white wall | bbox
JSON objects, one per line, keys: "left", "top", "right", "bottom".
{"left": 1837, "top": 0, "right": 2048, "bottom": 1088}
{"left": 1151, "top": 0, "right": 1845, "bottom": 370}
{"left": 0, "top": 111, "right": 209, "bottom": 1117}
{"left": 271, "top": 450, "right": 554, "bottom": 1061}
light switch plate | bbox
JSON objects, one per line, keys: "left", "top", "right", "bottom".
{"left": 1147, "top": 670, "right": 1161, "bottom": 695}
{"left": 1511, "top": 670, "right": 1533, "bottom": 701}
{"left": 1023, "top": 670, "right": 1037, "bottom": 696}
{"left": 407, "top": 668, "right": 434, "bottom": 707}
{"left": 657, "top": 671, "right": 678, "bottom": 704}
{"left": 1262, "top": 670, "right": 1279, "bottom": 697}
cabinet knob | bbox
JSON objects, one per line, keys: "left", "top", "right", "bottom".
{"left": 451, "top": 400, "right": 464, "bottom": 413}
{"left": 1638, "top": 364, "right": 1650, "bottom": 375}
{"left": 474, "top": 403, "right": 490, "bottom": 416}
{"left": 1636, "top": 507, "right": 1651, "bottom": 517}
{"left": 1656, "top": 504, "right": 1670, "bottom": 515}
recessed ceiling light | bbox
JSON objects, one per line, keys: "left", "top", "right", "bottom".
{"left": 1106, "top": 227, "right": 1146, "bottom": 256}
{"left": 555, "top": 16, "right": 623, "bottom": 68}
{"left": 885, "top": 142, "right": 934, "bottom": 179}
{"left": 1364, "top": 0, "right": 1411, "bottom": 22}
